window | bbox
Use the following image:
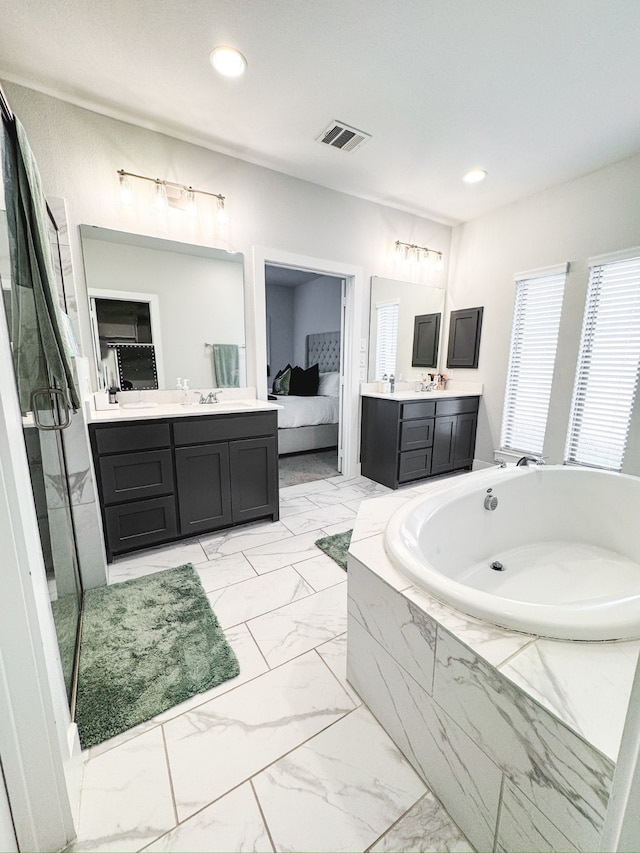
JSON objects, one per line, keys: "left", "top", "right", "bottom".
{"left": 374, "top": 300, "right": 399, "bottom": 379}
{"left": 500, "top": 265, "right": 567, "bottom": 455}
{"left": 566, "top": 251, "right": 640, "bottom": 471}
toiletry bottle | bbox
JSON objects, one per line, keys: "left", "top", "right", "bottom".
{"left": 108, "top": 386, "right": 119, "bottom": 404}
{"left": 180, "top": 378, "right": 190, "bottom": 406}
{"left": 389, "top": 373, "right": 395, "bottom": 392}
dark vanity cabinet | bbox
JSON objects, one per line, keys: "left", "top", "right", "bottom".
{"left": 90, "top": 411, "right": 279, "bottom": 560}
{"left": 361, "top": 395, "right": 479, "bottom": 489}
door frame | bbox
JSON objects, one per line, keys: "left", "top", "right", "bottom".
{"left": 251, "top": 247, "right": 364, "bottom": 478}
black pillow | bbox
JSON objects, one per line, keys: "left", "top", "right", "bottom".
{"left": 289, "top": 363, "right": 320, "bottom": 396}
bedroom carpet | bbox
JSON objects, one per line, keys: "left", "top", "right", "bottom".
{"left": 314, "top": 529, "right": 352, "bottom": 571}
{"left": 75, "top": 564, "right": 239, "bottom": 748}
{"left": 278, "top": 448, "right": 339, "bottom": 486}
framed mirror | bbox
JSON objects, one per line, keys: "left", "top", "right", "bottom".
{"left": 368, "top": 276, "right": 445, "bottom": 381}
{"left": 79, "top": 225, "right": 246, "bottom": 391}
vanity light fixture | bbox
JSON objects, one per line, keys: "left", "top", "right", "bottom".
{"left": 395, "top": 240, "right": 444, "bottom": 270}
{"left": 209, "top": 45, "right": 247, "bottom": 77}
{"left": 117, "top": 170, "right": 227, "bottom": 223}
{"left": 463, "top": 168, "right": 487, "bottom": 183}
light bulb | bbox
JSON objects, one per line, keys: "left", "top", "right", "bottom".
{"left": 118, "top": 172, "right": 133, "bottom": 206}
{"left": 155, "top": 180, "right": 168, "bottom": 212}
{"left": 216, "top": 196, "right": 228, "bottom": 225}
{"left": 209, "top": 46, "right": 247, "bottom": 77}
{"left": 185, "top": 189, "right": 198, "bottom": 220}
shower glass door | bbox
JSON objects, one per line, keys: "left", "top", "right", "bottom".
{"left": 0, "top": 208, "right": 82, "bottom": 707}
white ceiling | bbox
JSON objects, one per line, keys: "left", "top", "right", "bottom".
{"left": 2, "top": 0, "right": 640, "bottom": 225}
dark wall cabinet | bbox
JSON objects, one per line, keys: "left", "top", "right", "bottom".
{"left": 361, "top": 395, "right": 479, "bottom": 489}
{"left": 90, "top": 411, "right": 279, "bottom": 560}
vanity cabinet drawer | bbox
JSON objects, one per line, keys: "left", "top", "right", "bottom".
{"left": 99, "top": 449, "right": 174, "bottom": 505}
{"left": 399, "top": 448, "right": 433, "bottom": 483}
{"left": 435, "top": 397, "right": 479, "bottom": 417}
{"left": 173, "top": 412, "right": 277, "bottom": 445}
{"left": 93, "top": 421, "right": 171, "bottom": 454}
{"left": 104, "top": 495, "right": 177, "bottom": 555}
{"left": 400, "top": 401, "right": 436, "bottom": 420}
{"left": 399, "top": 418, "right": 434, "bottom": 451}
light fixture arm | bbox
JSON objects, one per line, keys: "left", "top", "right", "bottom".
{"left": 395, "top": 239, "right": 442, "bottom": 261}
{"left": 116, "top": 169, "right": 225, "bottom": 204}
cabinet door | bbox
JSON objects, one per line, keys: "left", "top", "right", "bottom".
{"left": 229, "top": 436, "right": 278, "bottom": 524}
{"left": 175, "top": 442, "right": 232, "bottom": 535}
{"left": 452, "top": 412, "right": 477, "bottom": 469}
{"left": 431, "top": 415, "right": 456, "bottom": 475}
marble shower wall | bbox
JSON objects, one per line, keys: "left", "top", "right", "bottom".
{"left": 48, "top": 197, "right": 107, "bottom": 589}
{"left": 346, "top": 555, "right": 615, "bottom": 852}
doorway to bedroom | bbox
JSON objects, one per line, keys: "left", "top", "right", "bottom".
{"left": 265, "top": 264, "right": 344, "bottom": 485}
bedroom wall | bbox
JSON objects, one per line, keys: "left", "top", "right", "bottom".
{"left": 265, "top": 284, "right": 295, "bottom": 380}
{"left": 447, "top": 149, "right": 640, "bottom": 473}
{"left": 293, "top": 276, "right": 342, "bottom": 367}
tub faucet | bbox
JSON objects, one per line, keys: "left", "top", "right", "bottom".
{"left": 516, "top": 454, "right": 546, "bottom": 467}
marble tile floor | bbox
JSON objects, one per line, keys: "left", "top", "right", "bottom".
{"left": 70, "top": 472, "right": 473, "bottom": 853}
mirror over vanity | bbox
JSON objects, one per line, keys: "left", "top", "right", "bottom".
{"left": 79, "top": 225, "right": 246, "bottom": 392}
{"left": 368, "top": 276, "right": 445, "bottom": 381}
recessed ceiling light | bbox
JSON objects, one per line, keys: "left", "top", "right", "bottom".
{"left": 209, "top": 46, "right": 247, "bottom": 77}
{"left": 463, "top": 168, "right": 487, "bottom": 184}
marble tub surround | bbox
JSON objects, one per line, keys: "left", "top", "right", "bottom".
{"left": 346, "top": 481, "right": 640, "bottom": 851}
{"left": 69, "top": 472, "right": 473, "bottom": 852}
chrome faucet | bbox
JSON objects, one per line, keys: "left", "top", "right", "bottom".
{"left": 516, "top": 454, "right": 547, "bottom": 467}
{"left": 199, "top": 391, "right": 221, "bottom": 404}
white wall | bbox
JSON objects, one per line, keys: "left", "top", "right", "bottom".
{"left": 447, "top": 151, "right": 640, "bottom": 471}
{"left": 293, "top": 276, "right": 342, "bottom": 367}
{"left": 1, "top": 81, "right": 452, "bottom": 403}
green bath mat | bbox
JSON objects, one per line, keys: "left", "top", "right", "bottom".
{"left": 315, "top": 529, "right": 353, "bottom": 571}
{"left": 75, "top": 564, "right": 239, "bottom": 749}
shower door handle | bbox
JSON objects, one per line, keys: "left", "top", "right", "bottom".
{"left": 30, "top": 387, "right": 72, "bottom": 430}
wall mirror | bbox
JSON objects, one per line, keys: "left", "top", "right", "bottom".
{"left": 368, "top": 276, "right": 445, "bottom": 381}
{"left": 79, "top": 225, "right": 246, "bottom": 391}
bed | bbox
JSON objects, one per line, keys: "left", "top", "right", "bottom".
{"left": 274, "top": 331, "right": 341, "bottom": 455}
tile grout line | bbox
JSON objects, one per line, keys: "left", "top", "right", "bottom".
{"left": 160, "top": 723, "right": 179, "bottom": 829}
{"left": 249, "top": 778, "right": 277, "bottom": 853}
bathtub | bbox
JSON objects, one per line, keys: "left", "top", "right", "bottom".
{"left": 384, "top": 465, "right": 640, "bottom": 640}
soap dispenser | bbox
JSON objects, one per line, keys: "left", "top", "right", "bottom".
{"left": 180, "top": 378, "right": 190, "bottom": 406}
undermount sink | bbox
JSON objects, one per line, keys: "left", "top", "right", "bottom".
{"left": 120, "top": 401, "right": 159, "bottom": 409}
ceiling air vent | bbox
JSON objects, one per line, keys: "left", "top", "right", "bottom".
{"left": 316, "top": 121, "right": 371, "bottom": 153}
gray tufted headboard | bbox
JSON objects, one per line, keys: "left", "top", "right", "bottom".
{"left": 306, "top": 331, "right": 341, "bottom": 373}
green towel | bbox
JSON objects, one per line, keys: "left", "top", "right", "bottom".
{"left": 212, "top": 343, "right": 240, "bottom": 387}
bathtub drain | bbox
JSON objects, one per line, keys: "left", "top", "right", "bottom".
{"left": 490, "top": 561, "right": 505, "bottom": 571}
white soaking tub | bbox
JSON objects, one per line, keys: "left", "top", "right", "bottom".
{"left": 384, "top": 465, "right": 640, "bottom": 640}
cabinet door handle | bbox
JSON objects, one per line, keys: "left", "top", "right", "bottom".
{"left": 30, "top": 387, "right": 72, "bottom": 431}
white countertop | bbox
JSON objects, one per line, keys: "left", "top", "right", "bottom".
{"left": 88, "top": 399, "right": 282, "bottom": 424}
{"left": 360, "top": 389, "right": 481, "bottom": 401}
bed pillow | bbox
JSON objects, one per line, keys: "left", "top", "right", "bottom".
{"left": 318, "top": 371, "right": 340, "bottom": 396}
{"left": 272, "top": 364, "right": 292, "bottom": 395}
{"left": 289, "top": 363, "right": 320, "bottom": 396}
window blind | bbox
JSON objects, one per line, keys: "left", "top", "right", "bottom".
{"left": 565, "top": 254, "right": 640, "bottom": 470}
{"left": 375, "top": 300, "right": 399, "bottom": 379}
{"left": 500, "top": 269, "right": 566, "bottom": 455}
